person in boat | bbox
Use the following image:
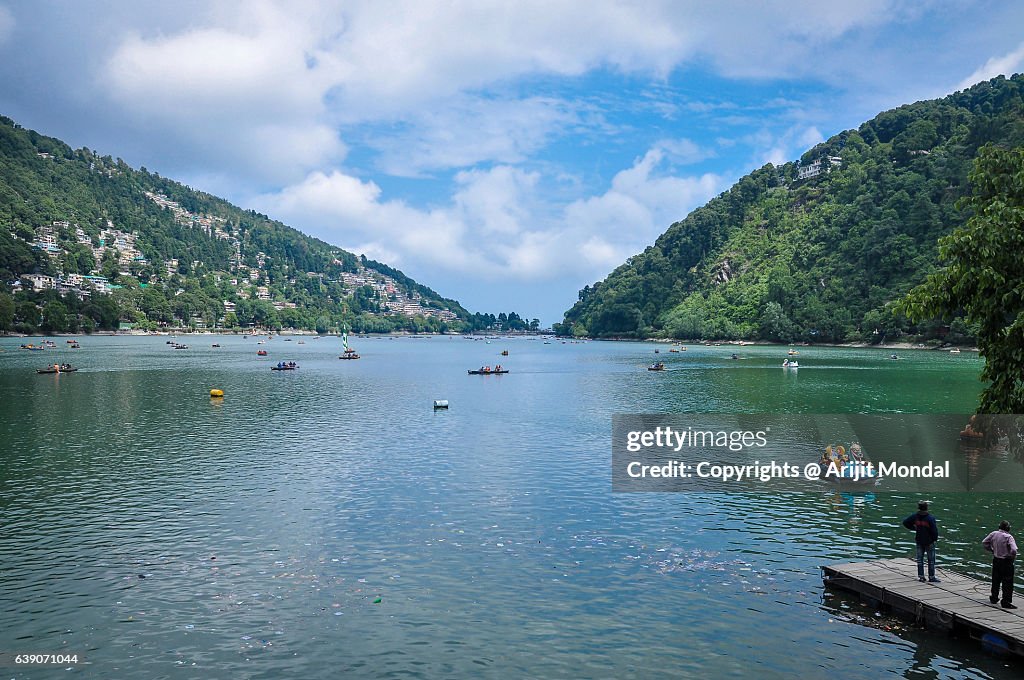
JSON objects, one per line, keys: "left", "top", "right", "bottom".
{"left": 495, "top": 364, "right": 501, "bottom": 372}
{"left": 53, "top": 363, "right": 60, "bottom": 372}
{"left": 849, "top": 443, "right": 864, "bottom": 463}
{"left": 960, "top": 415, "right": 986, "bottom": 439}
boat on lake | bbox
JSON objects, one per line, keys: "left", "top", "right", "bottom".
{"left": 782, "top": 359, "right": 799, "bottom": 368}
{"left": 37, "top": 364, "right": 76, "bottom": 374}
{"left": 788, "top": 349, "right": 798, "bottom": 356}
{"left": 648, "top": 362, "right": 665, "bottom": 371}
{"left": 257, "top": 349, "right": 268, "bottom": 356}
{"left": 820, "top": 443, "right": 880, "bottom": 486}
{"left": 20, "top": 344, "right": 44, "bottom": 350}
{"left": 339, "top": 330, "right": 360, "bottom": 359}
{"left": 949, "top": 347, "right": 961, "bottom": 354}
{"left": 271, "top": 362, "right": 298, "bottom": 371}
{"left": 469, "top": 366, "right": 508, "bottom": 374}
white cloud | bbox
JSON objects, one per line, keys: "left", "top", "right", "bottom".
{"left": 92, "top": 0, "right": 927, "bottom": 183}
{"left": 369, "top": 96, "right": 577, "bottom": 176}
{"left": 103, "top": 4, "right": 345, "bottom": 184}
{"left": 742, "top": 124, "right": 826, "bottom": 167}
{"left": 565, "top": 147, "right": 721, "bottom": 248}
{"left": 956, "top": 41, "right": 1024, "bottom": 92}
{"left": 256, "top": 144, "right": 721, "bottom": 285}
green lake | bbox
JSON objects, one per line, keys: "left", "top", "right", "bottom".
{"left": 1, "top": 335, "right": 1020, "bottom": 678}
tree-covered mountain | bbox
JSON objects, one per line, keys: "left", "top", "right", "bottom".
{"left": 0, "top": 114, "right": 526, "bottom": 334}
{"left": 557, "top": 74, "right": 1024, "bottom": 344}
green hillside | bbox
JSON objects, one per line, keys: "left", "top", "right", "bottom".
{"left": 0, "top": 115, "right": 486, "bottom": 334}
{"left": 557, "top": 74, "right": 1024, "bottom": 344}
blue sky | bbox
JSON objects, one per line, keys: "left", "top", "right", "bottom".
{"left": 1, "top": 2, "right": 1023, "bottom": 324}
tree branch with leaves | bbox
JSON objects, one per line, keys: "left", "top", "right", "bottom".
{"left": 899, "top": 145, "right": 1024, "bottom": 412}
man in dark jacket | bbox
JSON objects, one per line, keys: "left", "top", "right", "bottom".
{"left": 903, "top": 501, "right": 940, "bottom": 582}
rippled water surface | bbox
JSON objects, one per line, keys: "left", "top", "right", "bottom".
{"left": 1, "top": 335, "right": 1018, "bottom": 678}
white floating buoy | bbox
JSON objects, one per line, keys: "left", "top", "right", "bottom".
{"left": 433, "top": 399, "right": 449, "bottom": 409}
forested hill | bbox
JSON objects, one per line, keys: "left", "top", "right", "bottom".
{"left": 557, "top": 74, "right": 1024, "bottom": 344}
{"left": 0, "top": 114, "right": 487, "bottom": 333}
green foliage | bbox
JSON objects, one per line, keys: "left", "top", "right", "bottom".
{"left": 561, "top": 74, "right": 1024, "bottom": 342}
{"left": 899, "top": 144, "right": 1024, "bottom": 412}
{"left": 40, "top": 300, "right": 68, "bottom": 333}
{"left": 0, "top": 292, "right": 13, "bottom": 331}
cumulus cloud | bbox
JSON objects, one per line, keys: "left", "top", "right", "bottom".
{"left": 956, "top": 42, "right": 1024, "bottom": 92}
{"left": 256, "top": 144, "right": 721, "bottom": 285}
{"left": 92, "top": 0, "right": 924, "bottom": 184}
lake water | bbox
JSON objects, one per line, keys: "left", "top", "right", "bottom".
{"left": 0, "top": 335, "right": 1018, "bottom": 678}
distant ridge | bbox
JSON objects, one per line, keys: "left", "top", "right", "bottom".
{"left": 0, "top": 114, "right": 474, "bottom": 333}
{"left": 557, "top": 74, "right": 1024, "bottom": 344}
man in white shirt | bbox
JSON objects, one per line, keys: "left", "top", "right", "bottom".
{"left": 983, "top": 520, "right": 1019, "bottom": 609}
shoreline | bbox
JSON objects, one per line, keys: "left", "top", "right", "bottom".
{"left": 592, "top": 337, "right": 980, "bottom": 352}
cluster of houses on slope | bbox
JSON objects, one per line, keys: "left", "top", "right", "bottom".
{"left": 336, "top": 270, "right": 458, "bottom": 322}
{"left": 8, "top": 195, "right": 460, "bottom": 323}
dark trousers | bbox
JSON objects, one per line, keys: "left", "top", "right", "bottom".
{"left": 992, "top": 557, "right": 1015, "bottom": 605}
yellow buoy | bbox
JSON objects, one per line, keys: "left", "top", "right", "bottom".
{"left": 209, "top": 389, "right": 224, "bottom": 398}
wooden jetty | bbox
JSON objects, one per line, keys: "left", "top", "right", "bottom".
{"left": 823, "top": 557, "right": 1024, "bottom": 656}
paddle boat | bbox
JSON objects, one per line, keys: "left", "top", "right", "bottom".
{"left": 949, "top": 347, "right": 961, "bottom": 354}
{"left": 782, "top": 359, "right": 799, "bottom": 368}
{"left": 820, "top": 443, "right": 880, "bottom": 486}
{"left": 257, "top": 349, "right": 268, "bottom": 356}
{"left": 647, "top": 362, "right": 665, "bottom": 371}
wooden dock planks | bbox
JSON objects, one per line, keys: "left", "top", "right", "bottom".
{"left": 823, "top": 557, "right": 1024, "bottom": 656}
